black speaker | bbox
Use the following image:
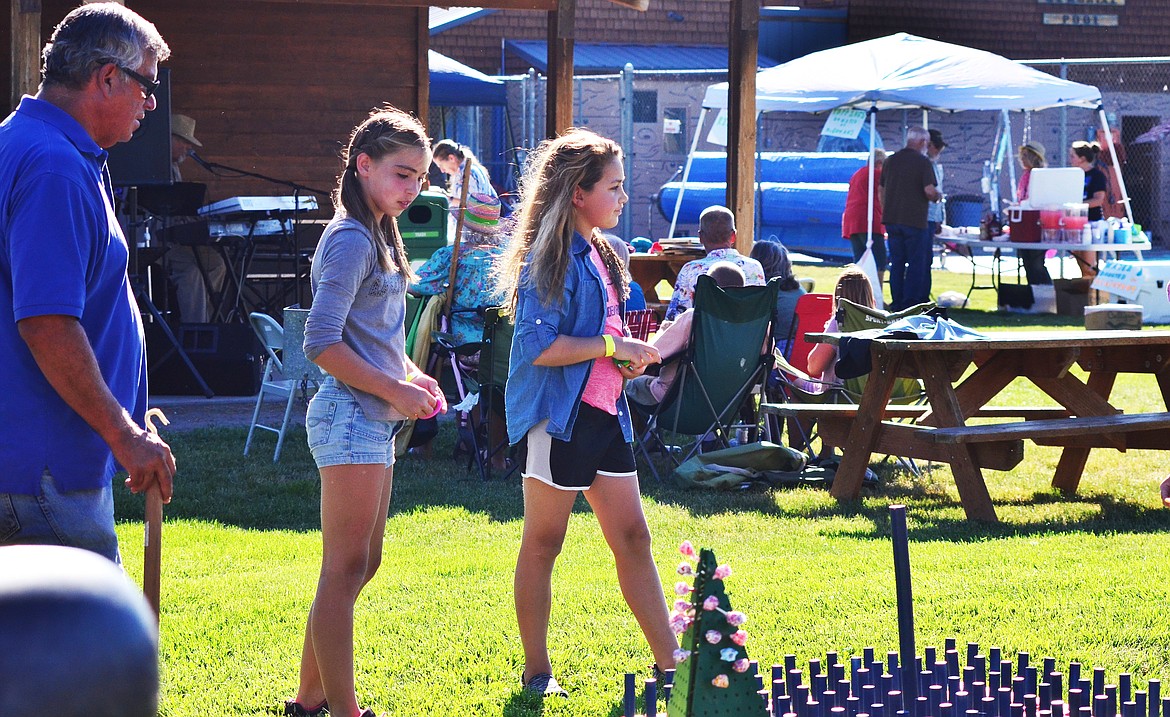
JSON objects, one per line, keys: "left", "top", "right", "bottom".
{"left": 108, "top": 68, "right": 172, "bottom": 187}
{"left": 146, "top": 321, "right": 262, "bottom": 396}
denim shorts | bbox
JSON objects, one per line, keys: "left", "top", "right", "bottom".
{"left": 0, "top": 470, "right": 119, "bottom": 564}
{"left": 306, "top": 379, "right": 400, "bottom": 469}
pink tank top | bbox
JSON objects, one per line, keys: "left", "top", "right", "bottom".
{"left": 580, "top": 245, "right": 624, "bottom": 415}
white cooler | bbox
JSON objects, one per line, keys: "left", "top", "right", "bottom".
{"left": 1107, "top": 259, "right": 1170, "bottom": 323}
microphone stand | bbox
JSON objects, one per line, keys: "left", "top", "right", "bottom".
{"left": 188, "top": 152, "right": 331, "bottom": 315}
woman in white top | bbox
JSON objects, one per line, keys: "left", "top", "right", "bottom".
{"left": 432, "top": 139, "right": 497, "bottom": 209}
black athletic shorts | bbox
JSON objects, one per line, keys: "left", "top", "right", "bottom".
{"left": 521, "top": 402, "right": 637, "bottom": 490}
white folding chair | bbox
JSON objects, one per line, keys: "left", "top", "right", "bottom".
{"left": 244, "top": 311, "right": 320, "bottom": 461}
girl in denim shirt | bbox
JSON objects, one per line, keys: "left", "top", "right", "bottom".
{"left": 498, "top": 129, "right": 677, "bottom": 697}
{"left": 289, "top": 107, "right": 444, "bottom": 717}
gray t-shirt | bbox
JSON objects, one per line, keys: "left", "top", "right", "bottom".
{"left": 304, "top": 215, "right": 408, "bottom": 422}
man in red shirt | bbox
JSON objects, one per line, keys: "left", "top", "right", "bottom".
{"left": 842, "top": 149, "right": 887, "bottom": 285}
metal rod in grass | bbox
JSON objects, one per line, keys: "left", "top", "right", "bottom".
{"left": 891, "top": 505, "right": 917, "bottom": 714}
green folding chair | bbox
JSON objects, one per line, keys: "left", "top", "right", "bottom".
{"left": 768, "top": 298, "right": 933, "bottom": 473}
{"left": 834, "top": 298, "right": 932, "bottom": 404}
{"left": 633, "top": 275, "right": 779, "bottom": 482}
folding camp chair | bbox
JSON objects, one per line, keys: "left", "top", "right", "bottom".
{"left": 785, "top": 293, "right": 834, "bottom": 374}
{"left": 632, "top": 275, "right": 779, "bottom": 482}
{"left": 625, "top": 308, "right": 660, "bottom": 342}
{"left": 766, "top": 299, "right": 932, "bottom": 472}
{"left": 834, "top": 298, "right": 932, "bottom": 404}
{"left": 469, "top": 307, "right": 516, "bottom": 480}
{"left": 395, "top": 294, "right": 445, "bottom": 457}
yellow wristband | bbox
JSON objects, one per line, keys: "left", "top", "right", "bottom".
{"left": 405, "top": 371, "right": 419, "bottom": 383}
{"left": 602, "top": 334, "right": 616, "bottom": 358}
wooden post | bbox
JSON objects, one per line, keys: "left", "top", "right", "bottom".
{"left": 725, "top": 0, "right": 758, "bottom": 251}
{"left": 11, "top": 0, "right": 41, "bottom": 111}
{"left": 546, "top": 0, "right": 575, "bottom": 138}
{"left": 414, "top": 7, "right": 429, "bottom": 126}
{"left": 443, "top": 161, "right": 473, "bottom": 323}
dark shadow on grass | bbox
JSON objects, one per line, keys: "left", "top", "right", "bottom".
{"left": 502, "top": 689, "right": 545, "bottom": 716}
{"left": 114, "top": 423, "right": 565, "bottom": 531}
{"left": 116, "top": 423, "right": 1170, "bottom": 541}
{"left": 639, "top": 452, "right": 1170, "bottom": 542}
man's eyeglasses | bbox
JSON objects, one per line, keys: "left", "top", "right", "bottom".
{"left": 117, "top": 65, "right": 159, "bottom": 100}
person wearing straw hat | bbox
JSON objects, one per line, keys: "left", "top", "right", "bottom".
{"left": 169, "top": 113, "right": 201, "bottom": 171}
{"left": 163, "top": 112, "right": 226, "bottom": 323}
{"left": 1016, "top": 140, "right": 1052, "bottom": 286}
{"left": 410, "top": 192, "right": 507, "bottom": 347}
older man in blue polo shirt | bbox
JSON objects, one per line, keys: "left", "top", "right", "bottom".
{"left": 0, "top": 3, "right": 175, "bottom": 563}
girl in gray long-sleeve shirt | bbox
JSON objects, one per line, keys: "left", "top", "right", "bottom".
{"left": 286, "top": 107, "right": 443, "bottom": 717}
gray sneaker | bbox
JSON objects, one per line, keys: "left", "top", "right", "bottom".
{"left": 523, "top": 672, "right": 568, "bottom": 698}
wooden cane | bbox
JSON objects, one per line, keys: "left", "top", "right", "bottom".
{"left": 427, "top": 160, "right": 474, "bottom": 382}
{"left": 143, "top": 408, "right": 169, "bottom": 619}
{"left": 443, "top": 159, "right": 474, "bottom": 324}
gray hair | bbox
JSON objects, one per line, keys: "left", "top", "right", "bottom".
{"left": 906, "top": 126, "right": 930, "bottom": 144}
{"left": 41, "top": 3, "right": 170, "bottom": 90}
{"left": 698, "top": 205, "right": 736, "bottom": 246}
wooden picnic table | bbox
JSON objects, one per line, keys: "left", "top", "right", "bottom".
{"left": 772, "top": 329, "right": 1170, "bottom": 522}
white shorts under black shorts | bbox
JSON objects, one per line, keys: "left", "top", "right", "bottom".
{"left": 521, "top": 402, "right": 637, "bottom": 490}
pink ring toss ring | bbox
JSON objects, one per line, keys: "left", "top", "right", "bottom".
{"left": 421, "top": 392, "right": 446, "bottom": 420}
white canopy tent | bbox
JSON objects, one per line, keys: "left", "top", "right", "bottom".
{"left": 701, "top": 32, "right": 1102, "bottom": 113}
{"left": 671, "top": 33, "right": 1129, "bottom": 298}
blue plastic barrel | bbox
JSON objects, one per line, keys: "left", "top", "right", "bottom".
{"left": 946, "top": 194, "right": 984, "bottom": 228}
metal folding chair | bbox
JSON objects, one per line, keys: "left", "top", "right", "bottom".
{"left": 243, "top": 310, "right": 321, "bottom": 461}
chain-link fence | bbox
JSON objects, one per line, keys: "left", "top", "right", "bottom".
{"left": 465, "top": 58, "right": 1170, "bottom": 246}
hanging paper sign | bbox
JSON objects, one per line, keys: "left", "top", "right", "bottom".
{"left": 706, "top": 110, "right": 730, "bottom": 146}
{"left": 1091, "top": 260, "right": 1142, "bottom": 300}
{"left": 664, "top": 118, "right": 682, "bottom": 135}
{"left": 705, "top": 109, "right": 761, "bottom": 147}
{"left": 820, "top": 108, "right": 868, "bottom": 140}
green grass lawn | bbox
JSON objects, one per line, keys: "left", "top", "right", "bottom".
{"left": 116, "top": 266, "right": 1170, "bottom": 716}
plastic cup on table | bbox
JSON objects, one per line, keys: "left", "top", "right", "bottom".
{"left": 1039, "top": 207, "right": 1063, "bottom": 230}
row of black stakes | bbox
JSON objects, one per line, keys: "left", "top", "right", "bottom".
{"left": 622, "top": 639, "right": 1168, "bottom": 717}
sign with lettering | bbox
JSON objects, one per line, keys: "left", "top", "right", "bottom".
{"left": 1092, "top": 260, "right": 1143, "bottom": 300}
{"left": 705, "top": 108, "right": 761, "bottom": 147}
{"left": 1042, "top": 12, "right": 1119, "bottom": 25}
{"left": 820, "top": 108, "right": 868, "bottom": 140}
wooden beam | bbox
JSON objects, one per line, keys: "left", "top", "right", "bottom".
{"left": 11, "top": 0, "right": 41, "bottom": 110}
{"left": 545, "top": 0, "right": 574, "bottom": 138}
{"left": 415, "top": 7, "right": 428, "bottom": 123}
{"left": 725, "top": 0, "right": 758, "bottom": 250}
{"left": 256, "top": 0, "right": 558, "bottom": 9}
{"left": 605, "top": 0, "right": 649, "bottom": 9}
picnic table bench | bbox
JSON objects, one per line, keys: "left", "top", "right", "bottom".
{"left": 769, "top": 329, "right": 1170, "bottom": 521}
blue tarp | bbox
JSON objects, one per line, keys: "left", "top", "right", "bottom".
{"left": 506, "top": 41, "right": 779, "bottom": 73}
{"left": 430, "top": 50, "right": 506, "bottom": 107}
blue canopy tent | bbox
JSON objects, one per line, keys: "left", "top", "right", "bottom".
{"left": 429, "top": 50, "right": 506, "bottom": 107}
{"left": 428, "top": 51, "right": 511, "bottom": 201}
